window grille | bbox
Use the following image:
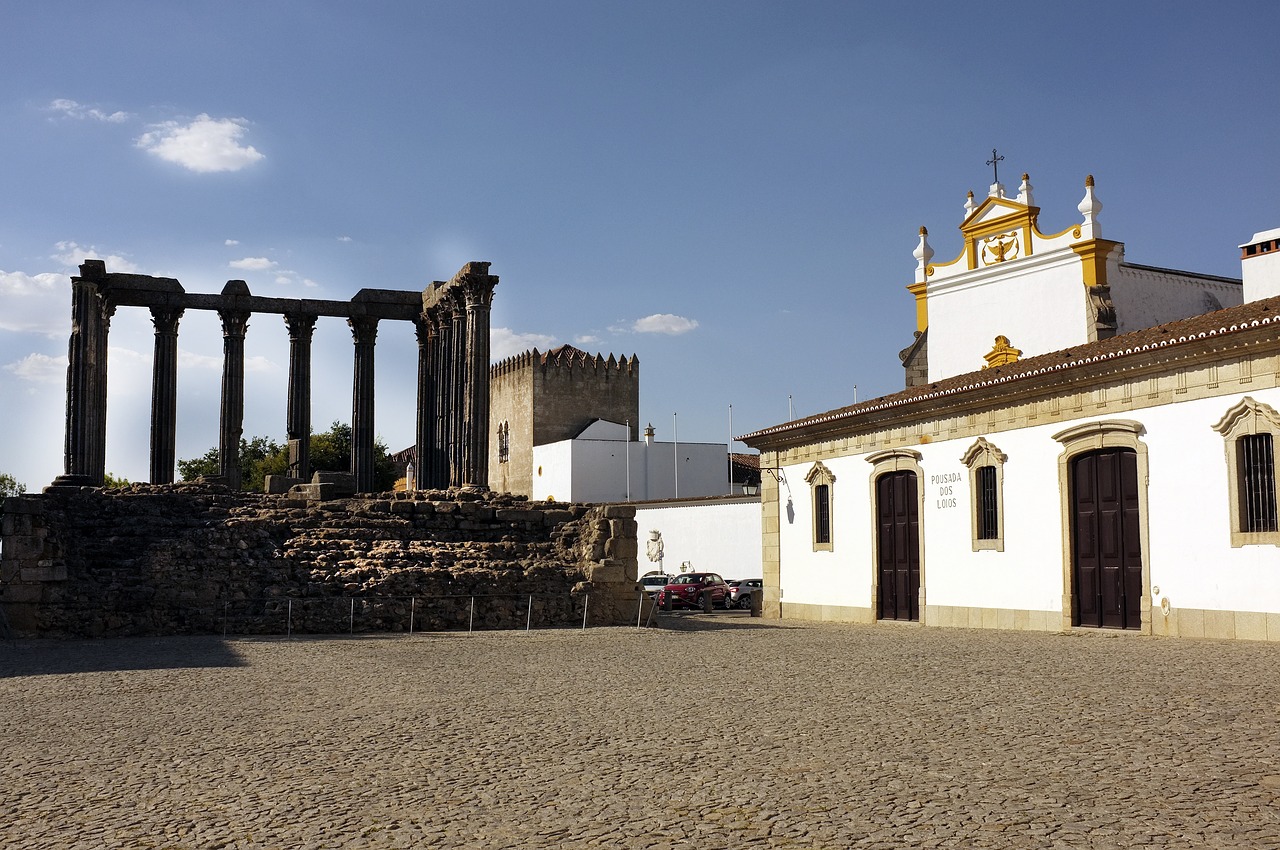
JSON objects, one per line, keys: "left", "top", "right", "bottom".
{"left": 814, "top": 483, "right": 831, "bottom": 545}
{"left": 976, "top": 465, "right": 998, "bottom": 539}
{"left": 1240, "top": 433, "right": 1277, "bottom": 532}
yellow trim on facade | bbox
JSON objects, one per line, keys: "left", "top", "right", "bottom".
{"left": 1071, "top": 238, "right": 1122, "bottom": 287}
{"left": 907, "top": 281, "right": 928, "bottom": 332}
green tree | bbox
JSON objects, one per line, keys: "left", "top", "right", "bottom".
{"left": 0, "top": 472, "right": 27, "bottom": 498}
{"left": 176, "top": 423, "right": 396, "bottom": 492}
{"left": 103, "top": 472, "right": 131, "bottom": 488}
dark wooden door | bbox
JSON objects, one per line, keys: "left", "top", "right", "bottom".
{"left": 1071, "top": 449, "right": 1142, "bottom": 629}
{"left": 876, "top": 470, "right": 920, "bottom": 621}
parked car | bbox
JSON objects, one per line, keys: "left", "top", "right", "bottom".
{"left": 639, "top": 572, "right": 673, "bottom": 598}
{"left": 656, "top": 572, "right": 733, "bottom": 612}
{"left": 727, "top": 578, "right": 764, "bottom": 609}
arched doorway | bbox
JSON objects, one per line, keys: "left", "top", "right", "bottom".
{"left": 876, "top": 469, "right": 920, "bottom": 621}
{"left": 1070, "top": 448, "right": 1143, "bottom": 629}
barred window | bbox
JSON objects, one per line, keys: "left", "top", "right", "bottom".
{"left": 497, "top": 422, "right": 510, "bottom": 464}
{"left": 1239, "top": 434, "right": 1277, "bottom": 533}
{"left": 814, "top": 484, "right": 831, "bottom": 545}
{"left": 804, "top": 461, "right": 836, "bottom": 552}
{"left": 976, "top": 465, "right": 999, "bottom": 539}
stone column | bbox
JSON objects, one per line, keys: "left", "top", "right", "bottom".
{"left": 413, "top": 314, "right": 436, "bottom": 492}
{"left": 284, "top": 312, "right": 317, "bottom": 481}
{"left": 448, "top": 291, "right": 467, "bottom": 488}
{"left": 148, "top": 305, "right": 184, "bottom": 484}
{"left": 460, "top": 269, "right": 497, "bottom": 489}
{"left": 348, "top": 314, "right": 379, "bottom": 493}
{"left": 431, "top": 304, "right": 452, "bottom": 489}
{"left": 217, "top": 308, "right": 251, "bottom": 489}
{"left": 53, "top": 260, "right": 108, "bottom": 488}
{"left": 91, "top": 297, "right": 116, "bottom": 486}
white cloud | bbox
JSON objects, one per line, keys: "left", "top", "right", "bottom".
{"left": 48, "top": 98, "right": 130, "bottom": 123}
{"left": 490, "top": 327, "right": 556, "bottom": 362}
{"left": 52, "top": 241, "right": 140, "bottom": 274}
{"left": 274, "top": 275, "right": 292, "bottom": 286}
{"left": 574, "top": 334, "right": 601, "bottom": 346}
{"left": 178, "top": 350, "right": 277, "bottom": 374}
{"left": 229, "top": 257, "right": 277, "bottom": 271}
{"left": 0, "top": 270, "right": 67, "bottom": 334}
{"left": 225, "top": 239, "right": 240, "bottom": 246}
{"left": 631, "top": 313, "right": 700, "bottom": 335}
{"left": 301, "top": 278, "right": 320, "bottom": 288}
{"left": 135, "top": 114, "right": 265, "bottom": 173}
{"left": 3, "top": 352, "right": 66, "bottom": 383}
{"left": 337, "top": 236, "right": 353, "bottom": 243}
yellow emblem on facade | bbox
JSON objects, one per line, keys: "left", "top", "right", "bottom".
{"left": 981, "top": 232, "right": 1020, "bottom": 265}
{"left": 982, "top": 335, "right": 1022, "bottom": 369}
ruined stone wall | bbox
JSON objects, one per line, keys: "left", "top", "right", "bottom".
{"left": 0, "top": 485, "right": 643, "bottom": 638}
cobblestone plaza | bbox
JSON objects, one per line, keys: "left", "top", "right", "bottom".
{"left": 3, "top": 618, "right": 1278, "bottom": 848}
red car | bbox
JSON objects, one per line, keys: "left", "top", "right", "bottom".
{"left": 657, "top": 572, "right": 733, "bottom": 612}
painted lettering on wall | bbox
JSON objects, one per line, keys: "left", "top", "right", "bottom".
{"left": 931, "top": 472, "right": 961, "bottom": 509}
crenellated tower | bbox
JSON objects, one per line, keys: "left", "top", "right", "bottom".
{"left": 489, "top": 345, "right": 639, "bottom": 496}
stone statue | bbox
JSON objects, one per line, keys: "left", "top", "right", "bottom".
{"left": 646, "top": 529, "right": 664, "bottom": 564}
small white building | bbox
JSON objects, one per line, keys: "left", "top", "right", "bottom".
{"left": 633, "top": 495, "right": 762, "bottom": 581}
{"left": 530, "top": 420, "right": 730, "bottom": 503}
{"left": 743, "top": 173, "right": 1280, "bottom": 642}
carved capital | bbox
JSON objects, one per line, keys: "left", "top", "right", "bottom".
{"left": 283, "top": 311, "right": 317, "bottom": 342}
{"left": 218, "top": 309, "right": 251, "bottom": 338}
{"left": 348, "top": 314, "right": 380, "bottom": 345}
{"left": 461, "top": 275, "right": 497, "bottom": 311}
{"left": 149, "top": 305, "right": 185, "bottom": 335}
{"left": 414, "top": 314, "right": 435, "bottom": 346}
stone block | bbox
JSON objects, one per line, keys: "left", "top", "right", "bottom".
{"left": 1177, "top": 607, "right": 1205, "bottom": 638}
{"left": 311, "top": 471, "right": 356, "bottom": 497}
{"left": 1203, "top": 608, "right": 1236, "bottom": 640}
{"left": 263, "top": 475, "right": 304, "bottom": 495}
{"left": 587, "top": 563, "right": 624, "bottom": 584}
{"left": 2, "top": 496, "right": 43, "bottom": 515}
{"left": 20, "top": 564, "right": 67, "bottom": 582}
{"left": 601, "top": 505, "right": 636, "bottom": 519}
{"left": 5, "top": 536, "right": 44, "bottom": 561}
{"left": 605, "top": 537, "right": 638, "bottom": 560}
{"left": 609, "top": 518, "right": 638, "bottom": 539}
{"left": 1, "top": 584, "right": 44, "bottom": 603}
{"left": 1235, "top": 611, "right": 1267, "bottom": 642}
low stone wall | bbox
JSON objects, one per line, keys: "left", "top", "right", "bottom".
{"left": 0, "top": 484, "right": 644, "bottom": 638}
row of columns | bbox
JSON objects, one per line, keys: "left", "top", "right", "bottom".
{"left": 55, "top": 261, "right": 497, "bottom": 495}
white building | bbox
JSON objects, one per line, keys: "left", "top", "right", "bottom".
{"left": 743, "top": 173, "right": 1280, "bottom": 642}
{"left": 530, "top": 420, "right": 730, "bottom": 503}
{"left": 634, "top": 496, "right": 762, "bottom": 581}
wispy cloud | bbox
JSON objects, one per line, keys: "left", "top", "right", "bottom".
{"left": 3, "top": 352, "right": 65, "bottom": 383}
{"left": 48, "top": 98, "right": 130, "bottom": 123}
{"left": 178, "top": 350, "right": 277, "bottom": 373}
{"left": 229, "top": 257, "right": 277, "bottom": 271}
{"left": 491, "top": 328, "right": 556, "bottom": 361}
{"left": 574, "top": 334, "right": 601, "bottom": 346}
{"left": 0, "top": 271, "right": 68, "bottom": 335}
{"left": 628, "top": 313, "right": 700, "bottom": 335}
{"left": 135, "top": 114, "right": 265, "bottom": 173}
{"left": 337, "top": 236, "right": 353, "bottom": 243}
{"left": 52, "top": 241, "right": 140, "bottom": 274}
{"left": 225, "top": 239, "right": 240, "bottom": 246}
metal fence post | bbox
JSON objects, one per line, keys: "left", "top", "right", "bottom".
{"left": 582, "top": 594, "right": 589, "bottom": 630}
{"left": 410, "top": 596, "right": 415, "bottom": 635}
{"left": 222, "top": 601, "right": 228, "bottom": 638}
{"left": 287, "top": 598, "right": 293, "bottom": 638}
{"left": 469, "top": 596, "right": 475, "bottom": 633}
{"left": 526, "top": 594, "right": 533, "bottom": 632}
{"left": 349, "top": 597, "right": 355, "bottom": 635}
{"left": 635, "top": 590, "right": 644, "bottom": 629}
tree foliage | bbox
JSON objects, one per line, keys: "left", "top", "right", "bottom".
{"left": 0, "top": 472, "right": 27, "bottom": 498}
{"left": 103, "top": 472, "right": 131, "bottom": 488}
{"left": 176, "top": 422, "right": 396, "bottom": 492}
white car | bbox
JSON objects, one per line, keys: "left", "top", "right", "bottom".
{"left": 639, "top": 573, "right": 673, "bottom": 598}
{"left": 727, "top": 578, "right": 764, "bottom": 609}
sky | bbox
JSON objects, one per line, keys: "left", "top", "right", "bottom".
{"left": 3, "top": 1, "right": 1279, "bottom": 491}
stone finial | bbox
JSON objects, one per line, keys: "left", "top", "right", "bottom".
{"left": 964, "top": 190, "right": 977, "bottom": 218}
{"left": 914, "top": 226, "right": 934, "bottom": 282}
{"left": 1078, "top": 174, "right": 1102, "bottom": 239}
{"left": 1017, "top": 173, "right": 1034, "bottom": 206}
{"left": 982, "top": 335, "right": 1022, "bottom": 369}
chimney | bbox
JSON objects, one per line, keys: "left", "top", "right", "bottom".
{"left": 1241, "top": 228, "right": 1280, "bottom": 303}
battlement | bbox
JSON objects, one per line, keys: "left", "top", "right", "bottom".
{"left": 491, "top": 345, "right": 639, "bottom": 379}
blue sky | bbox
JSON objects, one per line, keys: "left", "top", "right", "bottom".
{"left": 3, "top": 2, "right": 1278, "bottom": 490}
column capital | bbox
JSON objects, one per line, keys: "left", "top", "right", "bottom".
{"left": 283, "top": 311, "right": 317, "bottom": 341}
{"left": 348, "top": 314, "right": 380, "bottom": 345}
{"left": 218, "top": 308, "right": 251, "bottom": 338}
{"left": 461, "top": 276, "right": 497, "bottom": 311}
{"left": 149, "top": 304, "right": 185, "bottom": 334}
{"left": 414, "top": 313, "right": 435, "bottom": 346}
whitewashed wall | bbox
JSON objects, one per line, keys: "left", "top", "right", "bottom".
{"left": 926, "top": 249, "right": 1090, "bottom": 382}
{"left": 531, "top": 438, "right": 729, "bottom": 503}
{"left": 1111, "top": 264, "right": 1241, "bottom": 333}
{"left": 634, "top": 498, "right": 761, "bottom": 580}
{"left": 775, "top": 387, "right": 1280, "bottom": 619}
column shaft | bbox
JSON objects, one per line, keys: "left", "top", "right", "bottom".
{"left": 149, "top": 305, "right": 184, "bottom": 484}
{"left": 218, "top": 310, "right": 251, "bottom": 489}
{"left": 461, "top": 276, "right": 496, "bottom": 489}
{"left": 414, "top": 315, "right": 436, "bottom": 492}
{"left": 448, "top": 295, "right": 467, "bottom": 488}
{"left": 284, "top": 313, "right": 317, "bottom": 481}
{"left": 349, "top": 315, "right": 379, "bottom": 493}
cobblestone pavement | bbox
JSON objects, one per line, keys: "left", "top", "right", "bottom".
{"left": 3, "top": 615, "right": 1280, "bottom": 849}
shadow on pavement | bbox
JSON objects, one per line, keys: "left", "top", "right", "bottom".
{"left": 651, "top": 610, "right": 801, "bottom": 632}
{"left": 0, "top": 635, "right": 248, "bottom": 678}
